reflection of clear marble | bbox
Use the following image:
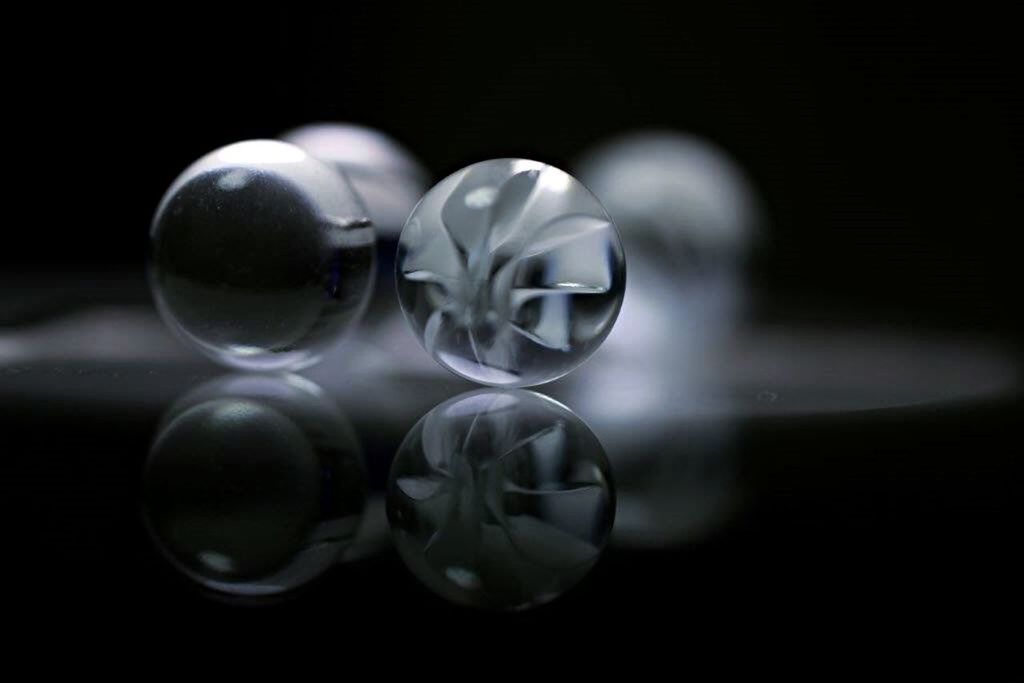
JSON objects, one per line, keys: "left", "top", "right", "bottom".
{"left": 387, "top": 389, "right": 614, "bottom": 610}
{"left": 396, "top": 159, "right": 626, "bottom": 387}
{"left": 143, "top": 374, "right": 366, "bottom": 599}
{"left": 594, "top": 415, "right": 740, "bottom": 548}
{"left": 149, "top": 140, "right": 376, "bottom": 371}
{"left": 281, "top": 123, "right": 427, "bottom": 240}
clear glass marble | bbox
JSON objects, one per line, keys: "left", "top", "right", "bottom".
{"left": 564, "top": 135, "right": 758, "bottom": 531}
{"left": 149, "top": 140, "right": 376, "bottom": 371}
{"left": 281, "top": 123, "right": 428, "bottom": 240}
{"left": 395, "top": 159, "right": 626, "bottom": 387}
{"left": 143, "top": 374, "right": 366, "bottom": 599}
{"left": 576, "top": 131, "right": 759, "bottom": 268}
{"left": 387, "top": 389, "right": 615, "bottom": 610}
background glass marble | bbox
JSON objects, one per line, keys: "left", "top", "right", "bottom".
{"left": 576, "top": 131, "right": 759, "bottom": 267}
{"left": 281, "top": 123, "right": 428, "bottom": 240}
{"left": 387, "top": 389, "right": 615, "bottom": 610}
{"left": 281, "top": 123, "right": 431, "bottom": 362}
{"left": 568, "top": 131, "right": 760, "bottom": 547}
{"left": 396, "top": 159, "right": 626, "bottom": 387}
{"left": 149, "top": 140, "right": 376, "bottom": 371}
{"left": 574, "top": 131, "right": 759, "bottom": 370}
{"left": 143, "top": 373, "right": 366, "bottom": 599}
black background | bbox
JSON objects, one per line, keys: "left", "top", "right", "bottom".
{"left": 7, "top": 0, "right": 1022, "bottom": 646}
{"left": 12, "top": 0, "right": 1022, "bottom": 340}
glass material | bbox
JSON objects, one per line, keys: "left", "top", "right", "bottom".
{"left": 395, "top": 159, "right": 626, "bottom": 387}
{"left": 149, "top": 140, "right": 376, "bottom": 371}
{"left": 143, "top": 374, "right": 366, "bottom": 598}
{"left": 576, "top": 131, "right": 759, "bottom": 266}
{"left": 564, "top": 134, "right": 758, "bottom": 547}
{"left": 281, "top": 123, "right": 428, "bottom": 240}
{"left": 573, "top": 131, "right": 757, "bottom": 379}
{"left": 387, "top": 389, "right": 615, "bottom": 610}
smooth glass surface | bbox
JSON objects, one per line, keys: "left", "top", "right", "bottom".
{"left": 396, "top": 159, "right": 626, "bottom": 387}
{"left": 150, "top": 140, "right": 375, "bottom": 371}
{"left": 281, "top": 123, "right": 428, "bottom": 240}
{"left": 387, "top": 389, "right": 615, "bottom": 609}
{"left": 576, "top": 131, "right": 759, "bottom": 265}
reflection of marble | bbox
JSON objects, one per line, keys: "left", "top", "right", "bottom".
{"left": 597, "top": 416, "right": 740, "bottom": 548}
{"left": 387, "top": 390, "right": 614, "bottom": 610}
{"left": 143, "top": 374, "right": 366, "bottom": 599}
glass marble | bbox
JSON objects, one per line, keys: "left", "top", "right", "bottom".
{"left": 143, "top": 373, "right": 366, "bottom": 599}
{"left": 567, "top": 131, "right": 760, "bottom": 548}
{"left": 282, "top": 123, "right": 428, "bottom": 341}
{"left": 149, "top": 140, "right": 376, "bottom": 371}
{"left": 387, "top": 389, "right": 615, "bottom": 610}
{"left": 396, "top": 159, "right": 626, "bottom": 387}
{"left": 565, "top": 132, "right": 759, "bottom": 433}
{"left": 281, "top": 123, "right": 428, "bottom": 240}
{"left": 576, "top": 131, "right": 759, "bottom": 268}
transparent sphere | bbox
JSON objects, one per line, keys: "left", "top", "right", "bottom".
{"left": 569, "top": 131, "right": 759, "bottom": 393}
{"left": 149, "top": 140, "right": 376, "bottom": 371}
{"left": 281, "top": 123, "right": 428, "bottom": 240}
{"left": 396, "top": 159, "right": 626, "bottom": 387}
{"left": 387, "top": 389, "right": 615, "bottom": 610}
{"left": 143, "top": 374, "right": 366, "bottom": 599}
{"left": 576, "top": 130, "right": 759, "bottom": 268}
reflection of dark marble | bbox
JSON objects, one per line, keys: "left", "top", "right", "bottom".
{"left": 143, "top": 374, "right": 366, "bottom": 600}
{"left": 387, "top": 390, "right": 614, "bottom": 610}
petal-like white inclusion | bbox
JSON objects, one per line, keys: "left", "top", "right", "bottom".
{"left": 443, "top": 391, "right": 520, "bottom": 419}
{"left": 517, "top": 218, "right": 615, "bottom": 294}
{"left": 397, "top": 475, "right": 446, "bottom": 500}
{"left": 486, "top": 170, "right": 542, "bottom": 253}
{"left": 403, "top": 270, "right": 462, "bottom": 284}
{"left": 496, "top": 422, "right": 564, "bottom": 461}
{"left": 509, "top": 285, "right": 608, "bottom": 311}
{"left": 509, "top": 322, "right": 565, "bottom": 351}
{"left": 402, "top": 225, "right": 466, "bottom": 284}
{"left": 441, "top": 166, "right": 504, "bottom": 253}
{"left": 520, "top": 214, "right": 611, "bottom": 258}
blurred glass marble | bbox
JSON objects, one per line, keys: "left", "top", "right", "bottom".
{"left": 143, "top": 373, "right": 366, "bottom": 599}
{"left": 576, "top": 130, "right": 759, "bottom": 268}
{"left": 387, "top": 389, "right": 614, "bottom": 610}
{"left": 149, "top": 140, "right": 375, "bottom": 371}
{"left": 396, "top": 159, "right": 626, "bottom": 387}
{"left": 281, "top": 122, "right": 429, "bottom": 372}
{"left": 556, "top": 131, "right": 761, "bottom": 547}
{"left": 281, "top": 123, "right": 428, "bottom": 241}
{"left": 575, "top": 131, "right": 760, "bottom": 369}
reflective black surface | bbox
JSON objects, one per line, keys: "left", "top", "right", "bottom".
{"left": 144, "top": 374, "right": 366, "bottom": 601}
{"left": 9, "top": 2, "right": 1023, "bottom": 657}
{"left": 5, "top": 285, "right": 1020, "bottom": 632}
